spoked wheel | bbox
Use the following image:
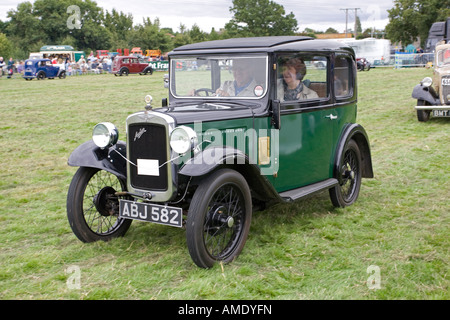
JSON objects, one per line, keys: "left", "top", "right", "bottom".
{"left": 186, "top": 169, "right": 252, "bottom": 268}
{"left": 67, "top": 167, "right": 132, "bottom": 242}
{"left": 329, "top": 139, "right": 362, "bottom": 208}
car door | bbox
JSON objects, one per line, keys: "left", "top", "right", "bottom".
{"left": 130, "top": 58, "right": 139, "bottom": 73}
{"left": 331, "top": 54, "right": 358, "bottom": 156}
{"left": 268, "top": 53, "right": 334, "bottom": 192}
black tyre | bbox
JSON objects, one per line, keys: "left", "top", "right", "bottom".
{"left": 329, "top": 139, "right": 362, "bottom": 208}
{"left": 186, "top": 169, "right": 252, "bottom": 268}
{"left": 67, "top": 167, "right": 132, "bottom": 242}
{"left": 59, "top": 71, "right": 66, "bottom": 79}
{"left": 120, "top": 68, "right": 129, "bottom": 76}
{"left": 37, "top": 71, "right": 46, "bottom": 80}
{"left": 145, "top": 68, "right": 153, "bottom": 75}
{"left": 417, "top": 100, "right": 431, "bottom": 122}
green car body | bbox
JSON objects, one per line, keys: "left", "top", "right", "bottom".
{"left": 67, "top": 36, "right": 373, "bottom": 268}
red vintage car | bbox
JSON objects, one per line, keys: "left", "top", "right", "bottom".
{"left": 111, "top": 56, "right": 153, "bottom": 76}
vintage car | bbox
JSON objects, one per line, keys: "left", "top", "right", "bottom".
{"left": 67, "top": 36, "right": 373, "bottom": 268}
{"left": 412, "top": 42, "right": 450, "bottom": 121}
{"left": 23, "top": 58, "right": 66, "bottom": 80}
{"left": 111, "top": 56, "right": 153, "bottom": 76}
{"left": 356, "top": 57, "right": 371, "bottom": 71}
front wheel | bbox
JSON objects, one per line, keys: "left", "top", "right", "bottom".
{"left": 417, "top": 100, "right": 431, "bottom": 122}
{"left": 329, "top": 139, "right": 362, "bottom": 208}
{"left": 186, "top": 169, "right": 252, "bottom": 268}
{"left": 37, "top": 71, "right": 45, "bottom": 80}
{"left": 67, "top": 167, "right": 132, "bottom": 242}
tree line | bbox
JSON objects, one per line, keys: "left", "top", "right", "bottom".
{"left": 0, "top": 0, "right": 299, "bottom": 60}
{"left": 0, "top": 0, "right": 449, "bottom": 60}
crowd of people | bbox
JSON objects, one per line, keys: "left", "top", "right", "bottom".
{"left": 0, "top": 56, "right": 22, "bottom": 78}
{"left": 0, "top": 51, "right": 115, "bottom": 78}
{"left": 64, "top": 51, "right": 113, "bottom": 76}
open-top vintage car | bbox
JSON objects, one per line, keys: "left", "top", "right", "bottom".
{"left": 67, "top": 36, "right": 373, "bottom": 268}
{"left": 412, "top": 42, "right": 450, "bottom": 121}
{"left": 23, "top": 58, "right": 66, "bottom": 80}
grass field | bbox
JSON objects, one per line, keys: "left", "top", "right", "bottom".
{"left": 0, "top": 67, "right": 448, "bottom": 300}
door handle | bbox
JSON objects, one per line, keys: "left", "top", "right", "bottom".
{"left": 325, "top": 114, "right": 338, "bottom": 120}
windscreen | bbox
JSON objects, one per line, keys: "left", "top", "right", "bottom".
{"left": 170, "top": 55, "right": 268, "bottom": 99}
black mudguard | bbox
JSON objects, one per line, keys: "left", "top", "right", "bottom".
{"left": 334, "top": 124, "right": 374, "bottom": 181}
{"left": 412, "top": 84, "right": 439, "bottom": 105}
{"left": 68, "top": 140, "right": 127, "bottom": 180}
{"left": 179, "top": 146, "right": 282, "bottom": 203}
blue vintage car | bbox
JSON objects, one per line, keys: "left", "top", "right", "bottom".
{"left": 23, "top": 58, "right": 66, "bottom": 80}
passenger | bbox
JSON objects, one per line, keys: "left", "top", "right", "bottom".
{"left": 277, "top": 57, "right": 318, "bottom": 101}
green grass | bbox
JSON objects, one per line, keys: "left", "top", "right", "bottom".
{"left": 0, "top": 68, "right": 448, "bottom": 300}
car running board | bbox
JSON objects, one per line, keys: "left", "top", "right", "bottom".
{"left": 279, "top": 178, "right": 338, "bottom": 202}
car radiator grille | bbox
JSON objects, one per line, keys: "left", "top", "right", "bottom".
{"left": 128, "top": 123, "right": 168, "bottom": 191}
{"left": 442, "top": 76, "right": 450, "bottom": 105}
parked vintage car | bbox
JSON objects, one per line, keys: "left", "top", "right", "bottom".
{"left": 23, "top": 58, "right": 66, "bottom": 80}
{"left": 67, "top": 36, "right": 373, "bottom": 268}
{"left": 356, "top": 57, "right": 371, "bottom": 71}
{"left": 412, "top": 42, "right": 450, "bottom": 121}
{"left": 111, "top": 56, "right": 153, "bottom": 76}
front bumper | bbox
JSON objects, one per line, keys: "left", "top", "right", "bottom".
{"left": 415, "top": 105, "right": 450, "bottom": 110}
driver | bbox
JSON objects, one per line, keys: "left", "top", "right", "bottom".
{"left": 215, "top": 59, "right": 257, "bottom": 97}
{"left": 190, "top": 59, "right": 257, "bottom": 97}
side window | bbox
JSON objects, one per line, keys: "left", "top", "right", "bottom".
{"left": 334, "top": 56, "right": 354, "bottom": 99}
{"left": 277, "top": 54, "right": 328, "bottom": 103}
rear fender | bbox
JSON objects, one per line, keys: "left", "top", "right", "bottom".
{"left": 334, "top": 124, "right": 374, "bottom": 180}
{"left": 68, "top": 140, "right": 127, "bottom": 180}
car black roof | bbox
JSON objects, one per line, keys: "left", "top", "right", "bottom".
{"left": 173, "top": 36, "right": 312, "bottom": 51}
{"left": 169, "top": 36, "right": 354, "bottom": 56}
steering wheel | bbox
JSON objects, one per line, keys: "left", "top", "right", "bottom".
{"left": 194, "top": 88, "right": 216, "bottom": 96}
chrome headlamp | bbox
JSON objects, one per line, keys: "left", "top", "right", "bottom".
{"left": 92, "top": 122, "right": 119, "bottom": 149}
{"left": 170, "top": 126, "right": 198, "bottom": 154}
{"left": 421, "top": 77, "right": 433, "bottom": 87}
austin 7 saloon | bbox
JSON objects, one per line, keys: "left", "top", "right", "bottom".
{"left": 412, "top": 42, "right": 450, "bottom": 121}
{"left": 23, "top": 58, "right": 66, "bottom": 80}
{"left": 112, "top": 56, "right": 153, "bottom": 76}
{"left": 67, "top": 36, "right": 373, "bottom": 268}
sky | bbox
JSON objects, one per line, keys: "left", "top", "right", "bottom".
{"left": 0, "top": 0, "right": 394, "bottom": 33}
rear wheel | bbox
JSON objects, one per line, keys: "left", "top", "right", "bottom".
{"left": 186, "top": 169, "right": 252, "bottom": 268}
{"left": 417, "top": 100, "right": 431, "bottom": 122}
{"left": 67, "top": 167, "right": 132, "bottom": 242}
{"left": 120, "top": 68, "right": 129, "bottom": 76}
{"left": 329, "top": 139, "right": 362, "bottom": 208}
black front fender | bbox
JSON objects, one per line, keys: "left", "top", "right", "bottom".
{"left": 412, "top": 84, "right": 439, "bottom": 105}
{"left": 68, "top": 140, "right": 127, "bottom": 180}
{"left": 179, "top": 146, "right": 282, "bottom": 204}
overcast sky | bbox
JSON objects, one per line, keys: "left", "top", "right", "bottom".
{"left": 0, "top": 0, "right": 394, "bottom": 33}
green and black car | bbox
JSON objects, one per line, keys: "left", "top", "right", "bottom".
{"left": 67, "top": 36, "right": 373, "bottom": 268}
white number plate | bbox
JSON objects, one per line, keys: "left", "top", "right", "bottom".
{"left": 442, "top": 78, "right": 450, "bottom": 86}
{"left": 119, "top": 199, "right": 183, "bottom": 228}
